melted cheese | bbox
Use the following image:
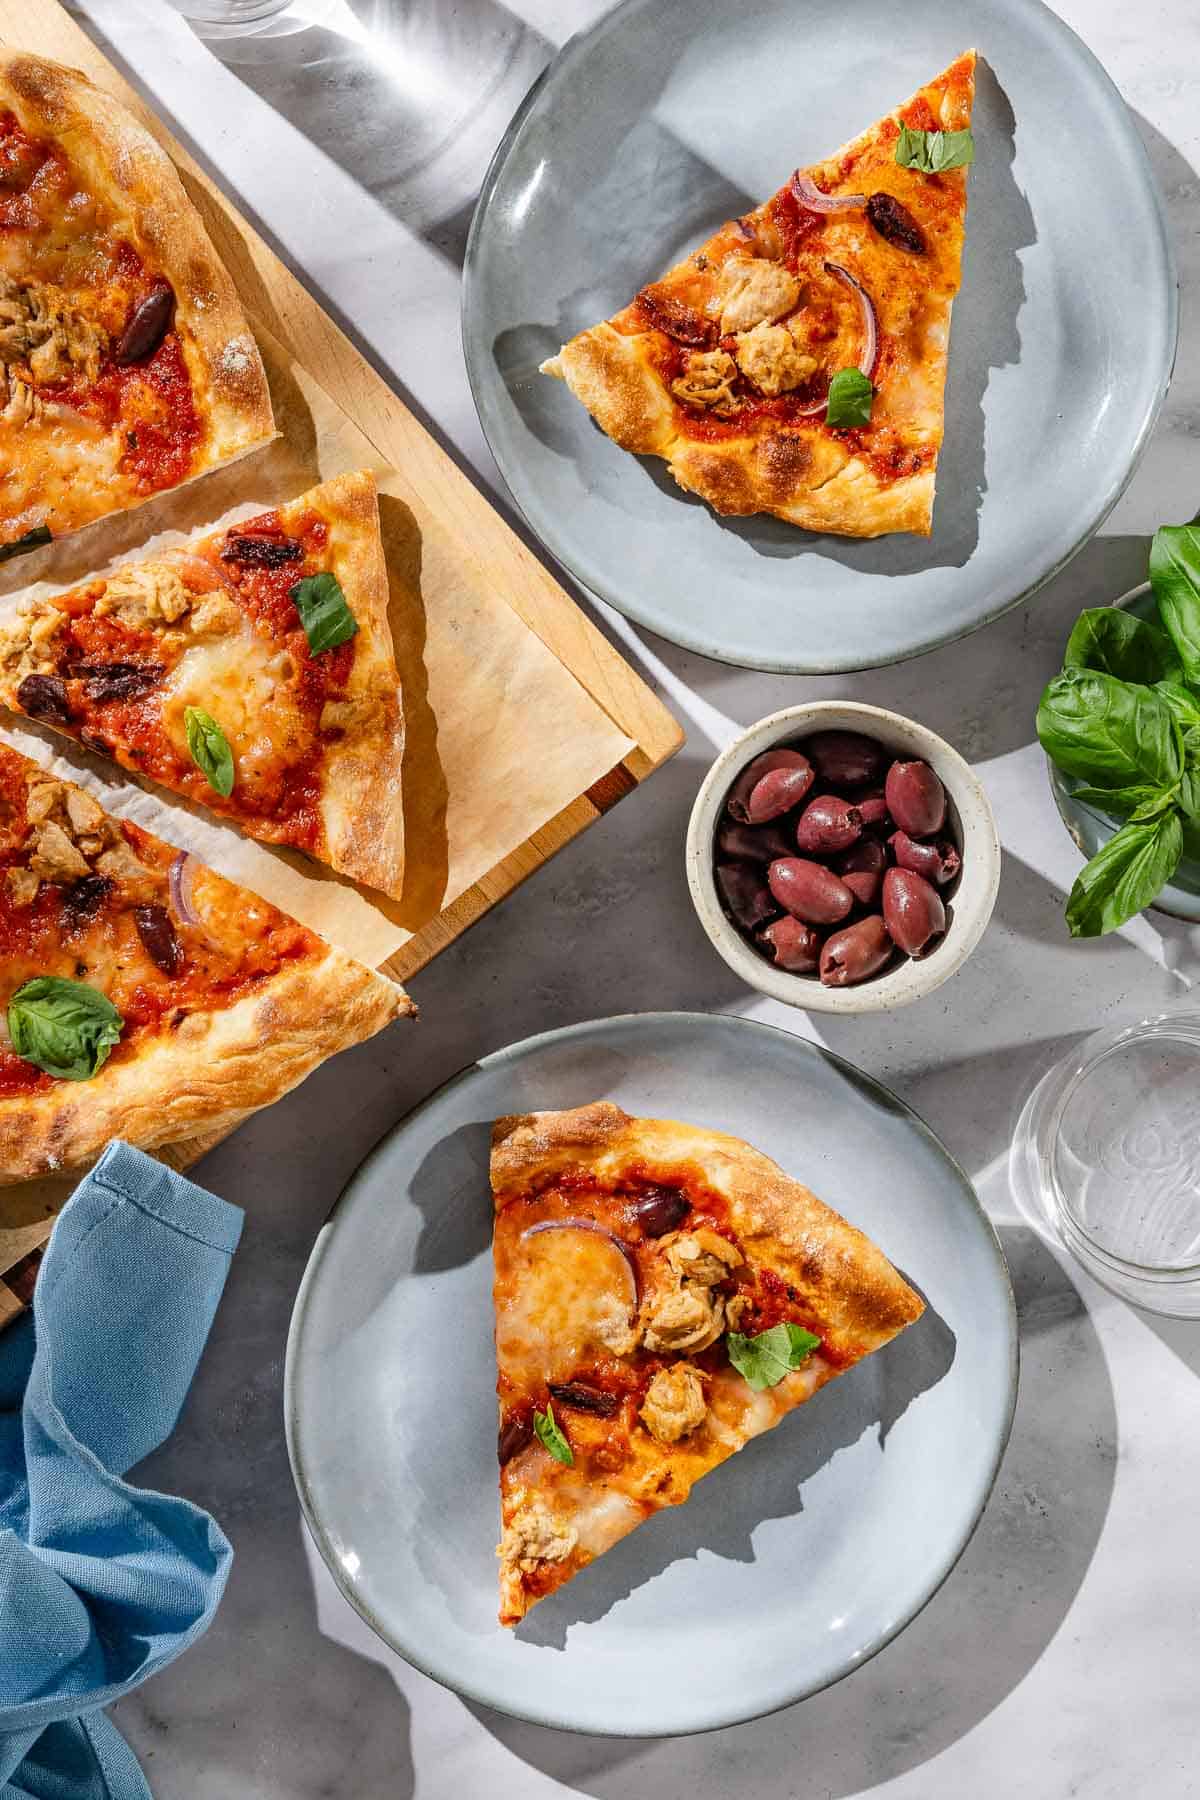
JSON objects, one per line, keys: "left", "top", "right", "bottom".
{"left": 494, "top": 1227, "right": 637, "bottom": 1388}
{"left": 163, "top": 628, "right": 305, "bottom": 810}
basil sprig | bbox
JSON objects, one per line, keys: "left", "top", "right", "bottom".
{"left": 1036, "top": 522, "right": 1200, "bottom": 935}
{"left": 290, "top": 572, "right": 358, "bottom": 656}
{"left": 533, "top": 1401, "right": 573, "bottom": 1466}
{"left": 825, "top": 367, "right": 873, "bottom": 429}
{"left": 727, "top": 1322, "right": 821, "bottom": 1392}
{"left": 0, "top": 525, "right": 52, "bottom": 565}
{"left": 184, "top": 706, "right": 235, "bottom": 797}
{"left": 895, "top": 125, "right": 974, "bottom": 173}
{"left": 8, "top": 977, "right": 123, "bottom": 1081}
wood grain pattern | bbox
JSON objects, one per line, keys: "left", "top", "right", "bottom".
{"left": 0, "top": 0, "right": 683, "bottom": 1310}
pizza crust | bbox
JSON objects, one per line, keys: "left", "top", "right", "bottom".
{"left": 278, "top": 471, "right": 406, "bottom": 897}
{"left": 0, "top": 944, "right": 411, "bottom": 1185}
{"left": 542, "top": 52, "right": 974, "bottom": 538}
{"left": 0, "top": 52, "right": 275, "bottom": 500}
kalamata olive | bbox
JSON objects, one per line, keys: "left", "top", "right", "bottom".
{"left": 726, "top": 749, "right": 813, "bottom": 823}
{"left": 890, "top": 830, "right": 961, "bottom": 886}
{"left": 767, "top": 857, "right": 853, "bottom": 925}
{"left": 498, "top": 1412, "right": 533, "bottom": 1465}
{"left": 629, "top": 1185, "right": 690, "bottom": 1237}
{"left": 794, "top": 794, "right": 863, "bottom": 855}
{"left": 745, "top": 760, "right": 816, "bottom": 822}
{"left": 61, "top": 875, "right": 113, "bottom": 932}
{"left": 113, "top": 284, "right": 175, "bottom": 365}
{"left": 866, "top": 192, "right": 927, "bottom": 255}
{"left": 837, "top": 837, "right": 887, "bottom": 906}
{"left": 757, "top": 915, "right": 822, "bottom": 972}
{"left": 221, "top": 533, "right": 304, "bottom": 567}
{"left": 805, "top": 730, "right": 883, "bottom": 787}
{"left": 134, "top": 902, "right": 185, "bottom": 976}
{"left": 819, "top": 915, "right": 894, "bottom": 987}
{"left": 855, "top": 790, "right": 891, "bottom": 830}
{"left": 885, "top": 760, "right": 946, "bottom": 837}
{"left": 549, "top": 1381, "right": 620, "bottom": 1417}
{"left": 716, "top": 818, "right": 793, "bottom": 863}
{"left": 716, "top": 861, "right": 777, "bottom": 931}
{"left": 68, "top": 661, "right": 164, "bottom": 704}
{"left": 16, "top": 672, "right": 71, "bottom": 724}
{"left": 882, "top": 868, "right": 946, "bottom": 958}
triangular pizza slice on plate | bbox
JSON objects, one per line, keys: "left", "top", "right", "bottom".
{"left": 491, "top": 1102, "right": 923, "bottom": 1625}
{"left": 0, "top": 51, "right": 275, "bottom": 556}
{"left": 541, "top": 52, "right": 976, "bottom": 537}
{"left": 0, "top": 469, "right": 406, "bottom": 897}
{"left": 0, "top": 739, "right": 412, "bottom": 1184}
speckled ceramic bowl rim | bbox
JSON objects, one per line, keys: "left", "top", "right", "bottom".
{"left": 284, "top": 1010, "right": 1018, "bottom": 1737}
{"left": 1045, "top": 579, "right": 1200, "bottom": 924}
{"left": 461, "top": 0, "right": 1178, "bottom": 675}
{"left": 687, "top": 704, "right": 1002, "bottom": 1012}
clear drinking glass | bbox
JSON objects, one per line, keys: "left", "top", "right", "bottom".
{"left": 1010, "top": 1015, "right": 1200, "bottom": 1316}
{"left": 163, "top": 0, "right": 291, "bottom": 28}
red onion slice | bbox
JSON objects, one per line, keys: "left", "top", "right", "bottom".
{"left": 168, "top": 851, "right": 200, "bottom": 928}
{"left": 521, "top": 1218, "right": 640, "bottom": 1307}
{"left": 791, "top": 171, "right": 866, "bottom": 214}
{"left": 824, "top": 260, "right": 879, "bottom": 379}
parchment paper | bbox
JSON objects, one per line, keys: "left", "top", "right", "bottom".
{"left": 0, "top": 323, "right": 635, "bottom": 1265}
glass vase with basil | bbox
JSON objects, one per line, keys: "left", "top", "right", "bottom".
{"left": 1038, "top": 525, "right": 1200, "bottom": 936}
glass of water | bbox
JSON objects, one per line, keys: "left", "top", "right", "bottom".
{"left": 164, "top": 0, "right": 291, "bottom": 27}
{"left": 1011, "top": 1014, "right": 1200, "bottom": 1316}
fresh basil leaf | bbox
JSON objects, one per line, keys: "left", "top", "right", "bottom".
{"left": 1065, "top": 809, "right": 1183, "bottom": 937}
{"left": 1153, "top": 679, "right": 1200, "bottom": 736}
{"left": 1068, "top": 782, "right": 1167, "bottom": 818}
{"left": 895, "top": 125, "right": 974, "bottom": 174}
{"left": 0, "top": 525, "right": 52, "bottom": 565}
{"left": 1037, "top": 668, "right": 1181, "bottom": 789}
{"left": 1179, "top": 769, "right": 1200, "bottom": 824}
{"left": 290, "top": 572, "right": 358, "bottom": 657}
{"left": 1150, "top": 525, "right": 1200, "bottom": 682}
{"left": 532, "top": 1402, "right": 573, "bottom": 1466}
{"left": 184, "top": 706, "right": 235, "bottom": 797}
{"left": 727, "top": 1322, "right": 821, "bottom": 1392}
{"left": 1130, "top": 788, "right": 1179, "bottom": 823}
{"left": 1063, "top": 609, "right": 1182, "bottom": 686}
{"left": 8, "top": 976, "right": 123, "bottom": 1081}
{"left": 825, "top": 367, "right": 873, "bottom": 428}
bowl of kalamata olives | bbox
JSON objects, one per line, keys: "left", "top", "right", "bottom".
{"left": 686, "top": 703, "right": 1001, "bottom": 1013}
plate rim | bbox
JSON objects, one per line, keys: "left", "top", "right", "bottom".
{"left": 461, "top": 0, "right": 1179, "bottom": 675}
{"left": 285, "top": 1009, "right": 1019, "bottom": 1736}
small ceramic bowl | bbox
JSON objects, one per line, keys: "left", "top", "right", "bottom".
{"left": 686, "top": 702, "right": 1002, "bottom": 1014}
{"left": 1048, "top": 582, "right": 1200, "bottom": 923}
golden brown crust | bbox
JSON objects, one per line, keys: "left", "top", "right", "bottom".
{"left": 278, "top": 471, "right": 406, "bottom": 896}
{"left": 0, "top": 52, "right": 275, "bottom": 509}
{"left": 542, "top": 52, "right": 974, "bottom": 538}
{"left": 0, "top": 948, "right": 411, "bottom": 1185}
{"left": 492, "top": 1101, "right": 921, "bottom": 1358}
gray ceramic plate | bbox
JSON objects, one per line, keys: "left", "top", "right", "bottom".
{"left": 286, "top": 1013, "right": 1016, "bottom": 1736}
{"left": 463, "top": 0, "right": 1176, "bottom": 673}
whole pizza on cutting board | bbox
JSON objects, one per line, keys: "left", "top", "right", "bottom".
{"left": 0, "top": 51, "right": 275, "bottom": 557}
{"left": 491, "top": 1103, "right": 922, "bottom": 1625}
{"left": 542, "top": 52, "right": 975, "bottom": 537}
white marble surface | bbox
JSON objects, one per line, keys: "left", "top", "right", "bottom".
{"left": 44, "top": 0, "right": 1199, "bottom": 1791}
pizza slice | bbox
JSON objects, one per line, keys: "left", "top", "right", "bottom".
{"left": 0, "top": 470, "right": 406, "bottom": 896}
{"left": 491, "top": 1102, "right": 923, "bottom": 1625}
{"left": 541, "top": 52, "right": 975, "bottom": 537}
{"left": 0, "top": 51, "right": 274, "bottom": 557}
{"left": 0, "top": 739, "right": 412, "bottom": 1184}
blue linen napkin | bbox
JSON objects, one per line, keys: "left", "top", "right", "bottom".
{"left": 0, "top": 1141, "right": 244, "bottom": 1800}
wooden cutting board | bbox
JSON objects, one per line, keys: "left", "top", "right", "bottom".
{"left": 0, "top": 0, "right": 683, "bottom": 1315}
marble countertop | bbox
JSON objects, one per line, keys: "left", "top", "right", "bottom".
{"left": 47, "top": 0, "right": 1200, "bottom": 1792}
